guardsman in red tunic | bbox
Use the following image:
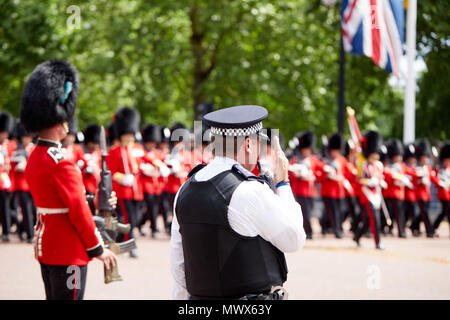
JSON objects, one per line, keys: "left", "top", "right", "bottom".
{"left": 410, "top": 139, "right": 437, "bottom": 237}
{"left": 288, "top": 131, "right": 324, "bottom": 239}
{"left": 78, "top": 124, "right": 102, "bottom": 214}
{"left": 20, "top": 60, "right": 116, "bottom": 300}
{"left": 106, "top": 107, "right": 144, "bottom": 257}
{"left": 61, "top": 117, "right": 84, "bottom": 165}
{"left": 0, "top": 111, "right": 16, "bottom": 242}
{"left": 353, "top": 131, "right": 385, "bottom": 250}
{"left": 139, "top": 124, "right": 168, "bottom": 238}
{"left": 402, "top": 143, "right": 419, "bottom": 234}
{"left": 343, "top": 140, "right": 361, "bottom": 233}
{"left": 10, "top": 122, "right": 36, "bottom": 242}
{"left": 318, "top": 133, "right": 349, "bottom": 238}
{"left": 384, "top": 139, "right": 412, "bottom": 238}
{"left": 161, "top": 123, "right": 189, "bottom": 234}
{"left": 432, "top": 143, "right": 449, "bottom": 235}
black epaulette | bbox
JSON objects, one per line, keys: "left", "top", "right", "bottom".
{"left": 231, "top": 164, "right": 276, "bottom": 193}
{"left": 187, "top": 163, "right": 207, "bottom": 178}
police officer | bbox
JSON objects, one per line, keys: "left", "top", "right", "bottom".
{"left": 20, "top": 60, "right": 116, "bottom": 300}
{"left": 170, "top": 105, "right": 306, "bottom": 300}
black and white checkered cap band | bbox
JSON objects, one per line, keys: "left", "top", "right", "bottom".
{"left": 210, "top": 122, "right": 263, "bottom": 137}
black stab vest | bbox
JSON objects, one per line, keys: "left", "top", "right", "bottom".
{"left": 175, "top": 165, "right": 288, "bottom": 299}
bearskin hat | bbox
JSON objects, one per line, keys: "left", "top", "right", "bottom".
{"left": 67, "top": 117, "right": 78, "bottom": 135}
{"left": 344, "top": 139, "right": 356, "bottom": 157}
{"left": 142, "top": 124, "right": 162, "bottom": 143}
{"left": 440, "top": 143, "right": 450, "bottom": 161}
{"left": 114, "top": 107, "right": 140, "bottom": 137}
{"left": 362, "top": 130, "right": 382, "bottom": 158}
{"left": 298, "top": 131, "right": 316, "bottom": 150}
{"left": 160, "top": 126, "right": 171, "bottom": 144}
{"left": 387, "top": 139, "right": 403, "bottom": 159}
{"left": 83, "top": 124, "right": 102, "bottom": 144}
{"left": 14, "top": 121, "right": 33, "bottom": 140}
{"left": 415, "top": 139, "right": 431, "bottom": 157}
{"left": 379, "top": 144, "right": 388, "bottom": 162}
{"left": 328, "top": 133, "right": 343, "bottom": 151}
{"left": 0, "top": 111, "right": 15, "bottom": 134}
{"left": 403, "top": 143, "right": 416, "bottom": 160}
{"left": 20, "top": 60, "right": 79, "bottom": 133}
{"left": 106, "top": 122, "right": 119, "bottom": 146}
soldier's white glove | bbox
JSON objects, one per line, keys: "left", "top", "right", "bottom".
{"left": 1, "top": 173, "right": 11, "bottom": 189}
{"left": 159, "top": 165, "right": 171, "bottom": 178}
{"left": 367, "top": 177, "right": 378, "bottom": 188}
{"left": 122, "top": 174, "right": 134, "bottom": 186}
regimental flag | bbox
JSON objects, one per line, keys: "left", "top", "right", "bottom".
{"left": 341, "top": 0, "right": 405, "bottom": 76}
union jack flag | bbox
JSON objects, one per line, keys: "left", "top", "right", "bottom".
{"left": 341, "top": 0, "right": 405, "bottom": 76}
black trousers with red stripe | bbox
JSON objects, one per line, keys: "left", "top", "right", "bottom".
{"left": 433, "top": 200, "right": 449, "bottom": 232}
{"left": 388, "top": 198, "right": 406, "bottom": 237}
{"left": 143, "top": 193, "right": 161, "bottom": 233}
{"left": 40, "top": 264, "right": 87, "bottom": 300}
{"left": 354, "top": 202, "right": 381, "bottom": 247}
{"left": 0, "top": 190, "right": 11, "bottom": 236}
{"left": 16, "top": 190, "right": 34, "bottom": 240}
{"left": 322, "top": 197, "right": 343, "bottom": 237}
{"left": 411, "top": 200, "right": 435, "bottom": 236}
{"left": 295, "top": 195, "right": 313, "bottom": 238}
{"left": 404, "top": 200, "right": 416, "bottom": 229}
{"left": 116, "top": 199, "right": 140, "bottom": 241}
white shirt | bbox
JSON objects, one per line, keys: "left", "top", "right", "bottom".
{"left": 169, "top": 156, "right": 306, "bottom": 300}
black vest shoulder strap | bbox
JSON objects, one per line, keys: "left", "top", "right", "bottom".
{"left": 231, "top": 164, "right": 275, "bottom": 192}
{"left": 187, "top": 163, "right": 207, "bottom": 178}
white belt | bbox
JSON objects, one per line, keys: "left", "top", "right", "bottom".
{"left": 36, "top": 207, "right": 69, "bottom": 215}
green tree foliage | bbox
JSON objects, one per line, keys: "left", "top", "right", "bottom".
{"left": 0, "top": 0, "right": 447, "bottom": 142}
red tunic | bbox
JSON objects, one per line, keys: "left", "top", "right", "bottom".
{"left": 343, "top": 160, "right": 358, "bottom": 197}
{"left": 404, "top": 166, "right": 418, "bottom": 202}
{"left": 318, "top": 155, "right": 348, "bottom": 199}
{"left": 106, "top": 144, "right": 144, "bottom": 201}
{"left": 140, "top": 149, "right": 166, "bottom": 195}
{"left": 62, "top": 143, "right": 85, "bottom": 166}
{"left": 79, "top": 149, "right": 102, "bottom": 194}
{"left": 0, "top": 140, "right": 16, "bottom": 191}
{"left": 415, "top": 164, "right": 433, "bottom": 201}
{"left": 10, "top": 143, "right": 35, "bottom": 192}
{"left": 288, "top": 155, "right": 323, "bottom": 198}
{"left": 383, "top": 162, "right": 409, "bottom": 200}
{"left": 432, "top": 166, "right": 449, "bottom": 201}
{"left": 25, "top": 140, "right": 103, "bottom": 266}
{"left": 358, "top": 161, "right": 384, "bottom": 205}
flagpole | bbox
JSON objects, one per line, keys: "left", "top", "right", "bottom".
{"left": 403, "top": 0, "right": 417, "bottom": 144}
{"left": 338, "top": 31, "right": 345, "bottom": 134}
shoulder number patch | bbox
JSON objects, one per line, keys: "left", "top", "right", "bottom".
{"left": 47, "top": 147, "right": 65, "bottom": 163}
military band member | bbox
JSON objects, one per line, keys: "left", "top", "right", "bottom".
{"left": 432, "top": 143, "right": 449, "bottom": 235}
{"left": 384, "top": 139, "right": 410, "bottom": 238}
{"left": 343, "top": 140, "right": 360, "bottom": 233}
{"left": 10, "top": 122, "right": 36, "bottom": 242}
{"left": 79, "top": 124, "right": 102, "bottom": 214}
{"left": 0, "top": 111, "right": 15, "bottom": 242}
{"left": 353, "top": 131, "right": 384, "bottom": 250}
{"left": 411, "top": 139, "right": 436, "bottom": 237}
{"left": 61, "top": 117, "right": 84, "bottom": 164}
{"left": 288, "top": 131, "right": 323, "bottom": 239}
{"left": 139, "top": 124, "right": 167, "bottom": 238}
{"left": 319, "top": 133, "right": 348, "bottom": 238}
{"left": 107, "top": 107, "right": 144, "bottom": 257}
{"left": 20, "top": 60, "right": 116, "bottom": 300}
{"left": 402, "top": 143, "right": 419, "bottom": 234}
{"left": 171, "top": 105, "right": 305, "bottom": 300}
